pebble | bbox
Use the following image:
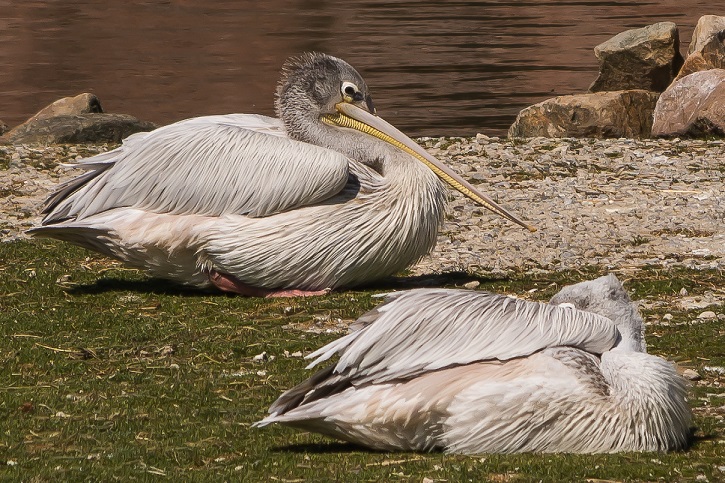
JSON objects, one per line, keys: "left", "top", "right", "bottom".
{"left": 703, "top": 366, "right": 725, "bottom": 375}
{"left": 252, "top": 351, "right": 268, "bottom": 362}
{"left": 410, "top": 136, "right": 724, "bottom": 278}
{"left": 682, "top": 369, "right": 702, "bottom": 381}
{"left": 698, "top": 311, "right": 717, "bottom": 319}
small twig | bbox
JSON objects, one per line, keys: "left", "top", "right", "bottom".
{"left": 366, "top": 457, "right": 424, "bottom": 467}
{"left": 35, "top": 343, "right": 76, "bottom": 353}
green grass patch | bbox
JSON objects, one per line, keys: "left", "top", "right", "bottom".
{"left": 1, "top": 240, "right": 723, "bottom": 481}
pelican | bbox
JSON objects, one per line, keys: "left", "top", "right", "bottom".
{"left": 30, "top": 52, "right": 533, "bottom": 297}
{"left": 256, "top": 274, "right": 692, "bottom": 453}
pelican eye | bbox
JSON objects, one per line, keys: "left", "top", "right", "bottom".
{"left": 341, "top": 81, "right": 362, "bottom": 103}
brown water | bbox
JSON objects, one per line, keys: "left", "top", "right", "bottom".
{"left": 0, "top": 1, "right": 713, "bottom": 137}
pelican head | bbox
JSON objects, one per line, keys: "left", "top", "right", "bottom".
{"left": 549, "top": 274, "right": 646, "bottom": 352}
{"left": 276, "top": 52, "right": 535, "bottom": 232}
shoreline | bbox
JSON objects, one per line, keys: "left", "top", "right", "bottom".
{"left": 2, "top": 136, "right": 724, "bottom": 278}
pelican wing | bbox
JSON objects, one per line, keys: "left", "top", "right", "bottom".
{"left": 264, "top": 288, "right": 620, "bottom": 417}
{"left": 41, "top": 114, "right": 351, "bottom": 224}
{"left": 307, "top": 288, "right": 619, "bottom": 384}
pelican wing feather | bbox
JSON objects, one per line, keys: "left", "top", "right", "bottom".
{"left": 264, "top": 288, "right": 620, "bottom": 417}
{"left": 40, "top": 114, "right": 351, "bottom": 224}
{"left": 307, "top": 288, "right": 620, "bottom": 384}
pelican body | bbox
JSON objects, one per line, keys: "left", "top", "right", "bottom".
{"left": 257, "top": 275, "right": 692, "bottom": 453}
{"left": 30, "top": 53, "right": 532, "bottom": 297}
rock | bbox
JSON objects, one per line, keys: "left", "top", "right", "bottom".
{"left": 0, "top": 93, "right": 155, "bottom": 145}
{"left": 676, "top": 43, "right": 725, "bottom": 81}
{"left": 0, "top": 119, "right": 8, "bottom": 135}
{"left": 508, "top": 90, "right": 659, "bottom": 138}
{"left": 688, "top": 15, "right": 725, "bottom": 55}
{"left": 698, "top": 310, "right": 717, "bottom": 319}
{"left": 589, "top": 22, "right": 684, "bottom": 93}
{"left": 0, "top": 113, "right": 157, "bottom": 144}
{"left": 675, "top": 29, "right": 725, "bottom": 81}
{"left": 27, "top": 93, "right": 103, "bottom": 122}
{"left": 652, "top": 69, "right": 725, "bottom": 138}
{"left": 682, "top": 368, "right": 702, "bottom": 381}
{"left": 252, "top": 351, "right": 268, "bottom": 362}
{"left": 463, "top": 281, "right": 480, "bottom": 289}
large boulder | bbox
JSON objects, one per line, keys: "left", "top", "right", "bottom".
{"left": 0, "top": 114, "right": 157, "bottom": 144}
{"left": 589, "top": 22, "right": 684, "bottom": 93}
{"left": 27, "top": 93, "right": 103, "bottom": 122}
{"left": 1, "top": 93, "right": 156, "bottom": 144}
{"left": 652, "top": 69, "right": 725, "bottom": 138}
{"left": 675, "top": 16, "right": 725, "bottom": 81}
{"left": 508, "top": 90, "right": 659, "bottom": 139}
{"left": 688, "top": 15, "right": 725, "bottom": 55}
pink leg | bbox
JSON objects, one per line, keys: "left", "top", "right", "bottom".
{"left": 207, "top": 270, "right": 330, "bottom": 298}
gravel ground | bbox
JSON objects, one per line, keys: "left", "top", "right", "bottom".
{"left": 1, "top": 136, "right": 724, "bottom": 279}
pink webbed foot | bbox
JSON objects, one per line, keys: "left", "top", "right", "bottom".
{"left": 207, "top": 270, "right": 331, "bottom": 298}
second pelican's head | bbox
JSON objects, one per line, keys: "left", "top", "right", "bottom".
{"left": 276, "top": 52, "right": 535, "bottom": 232}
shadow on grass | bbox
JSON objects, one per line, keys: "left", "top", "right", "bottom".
{"left": 66, "top": 271, "right": 503, "bottom": 297}
{"left": 689, "top": 431, "right": 720, "bottom": 447}
{"left": 353, "top": 271, "right": 503, "bottom": 291}
{"left": 270, "top": 441, "right": 383, "bottom": 454}
{"left": 67, "top": 277, "right": 212, "bottom": 297}
{"left": 273, "top": 433, "right": 715, "bottom": 455}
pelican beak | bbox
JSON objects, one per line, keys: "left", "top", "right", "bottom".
{"left": 323, "top": 102, "right": 536, "bottom": 232}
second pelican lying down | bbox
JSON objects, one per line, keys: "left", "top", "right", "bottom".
{"left": 30, "top": 53, "right": 532, "bottom": 297}
{"left": 256, "top": 274, "right": 692, "bottom": 453}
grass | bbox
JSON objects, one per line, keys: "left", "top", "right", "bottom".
{"left": 1, "top": 240, "right": 724, "bottom": 482}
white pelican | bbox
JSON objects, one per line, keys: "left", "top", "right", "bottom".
{"left": 256, "top": 274, "right": 692, "bottom": 453}
{"left": 30, "top": 52, "right": 533, "bottom": 297}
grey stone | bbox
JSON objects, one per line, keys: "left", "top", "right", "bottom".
{"left": 652, "top": 69, "right": 725, "bottom": 138}
{"left": 508, "top": 90, "right": 659, "bottom": 139}
{"left": 681, "top": 368, "right": 702, "bottom": 381}
{"left": 698, "top": 310, "right": 717, "bottom": 319}
{"left": 589, "top": 22, "right": 684, "bottom": 93}
{"left": 0, "top": 113, "right": 157, "bottom": 144}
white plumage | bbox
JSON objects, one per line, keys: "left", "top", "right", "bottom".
{"left": 256, "top": 274, "right": 692, "bottom": 453}
{"left": 30, "top": 53, "right": 531, "bottom": 297}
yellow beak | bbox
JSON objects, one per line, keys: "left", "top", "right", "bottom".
{"left": 323, "top": 102, "right": 536, "bottom": 232}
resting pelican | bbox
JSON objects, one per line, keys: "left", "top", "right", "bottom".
{"left": 256, "top": 274, "right": 692, "bottom": 453}
{"left": 30, "top": 53, "right": 533, "bottom": 297}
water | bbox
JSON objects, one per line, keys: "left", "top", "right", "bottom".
{"left": 0, "top": 1, "right": 713, "bottom": 137}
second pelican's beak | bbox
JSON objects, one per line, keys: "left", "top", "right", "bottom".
{"left": 322, "top": 103, "right": 536, "bottom": 232}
